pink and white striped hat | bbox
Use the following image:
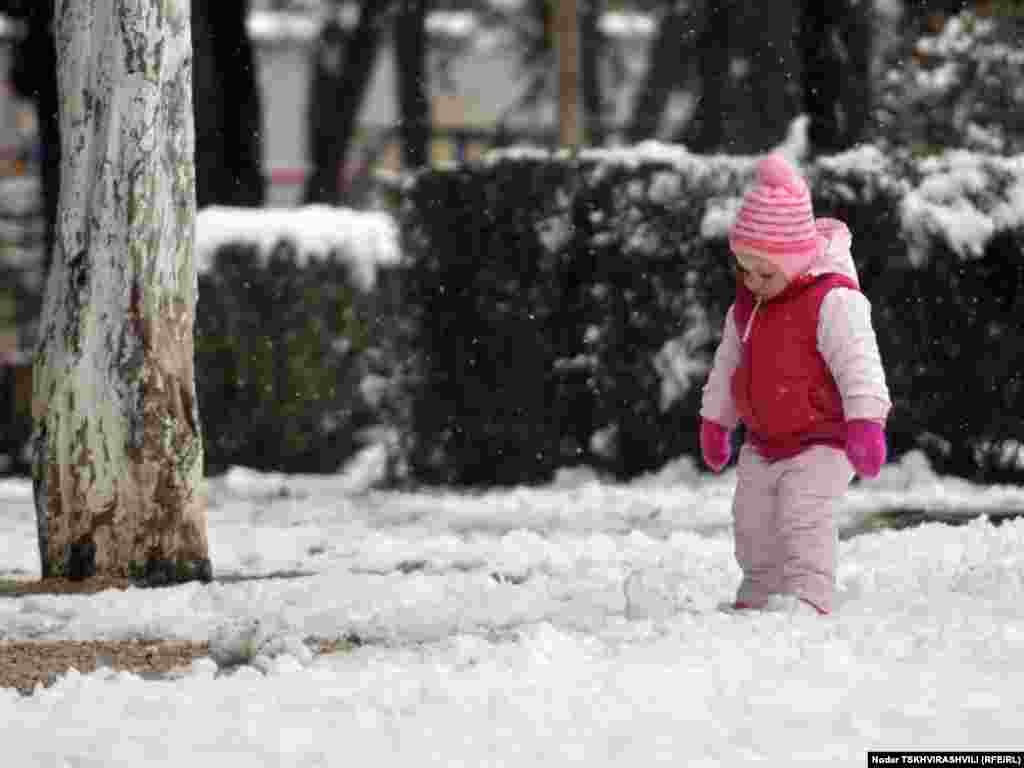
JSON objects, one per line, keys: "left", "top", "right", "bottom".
{"left": 728, "top": 153, "right": 827, "bottom": 280}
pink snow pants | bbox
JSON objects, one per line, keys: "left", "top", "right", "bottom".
{"left": 732, "top": 443, "right": 854, "bottom": 614}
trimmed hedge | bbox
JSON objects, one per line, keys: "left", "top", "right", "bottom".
{"left": 195, "top": 240, "right": 404, "bottom": 476}
{"left": 399, "top": 153, "right": 739, "bottom": 485}
{"left": 399, "top": 146, "right": 1024, "bottom": 486}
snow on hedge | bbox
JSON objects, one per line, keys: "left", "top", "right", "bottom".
{"left": 900, "top": 151, "right": 1024, "bottom": 265}
{"left": 195, "top": 205, "right": 401, "bottom": 291}
{"left": 496, "top": 140, "right": 1024, "bottom": 270}
{"left": 193, "top": 141, "right": 1024, "bottom": 299}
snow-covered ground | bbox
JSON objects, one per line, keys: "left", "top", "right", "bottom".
{"left": 5, "top": 138, "right": 1024, "bottom": 764}
{"left": 2, "top": 451, "right": 1024, "bottom": 765}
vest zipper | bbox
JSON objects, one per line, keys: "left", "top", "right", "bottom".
{"left": 742, "top": 298, "right": 762, "bottom": 343}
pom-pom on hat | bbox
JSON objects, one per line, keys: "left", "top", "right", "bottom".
{"left": 728, "top": 153, "right": 827, "bottom": 280}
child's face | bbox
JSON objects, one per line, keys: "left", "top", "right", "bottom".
{"left": 732, "top": 249, "right": 788, "bottom": 300}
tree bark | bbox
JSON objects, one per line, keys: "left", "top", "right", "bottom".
{"left": 395, "top": 0, "right": 431, "bottom": 170}
{"left": 304, "top": 0, "right": 392, "bottom": 205}
{"left": 33, "top": 0, "right": 209, "bottom": 583}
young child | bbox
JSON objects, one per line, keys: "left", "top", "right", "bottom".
{"left": 700, "top": 153, "right": 891, "bottom": 616}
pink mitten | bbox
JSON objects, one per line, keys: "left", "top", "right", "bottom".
{"left": 700, "top": 419, "right": 732, "bottom": 473}
{"left": 845, "top": 419, "right": 886, "bottom": 478}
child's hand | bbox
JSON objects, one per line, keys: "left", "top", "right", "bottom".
{"left": 845, "top": 419, "right": 886, "bottom": 478}
{"left": 700, "top": 419, "right": 732, "bottom": 472}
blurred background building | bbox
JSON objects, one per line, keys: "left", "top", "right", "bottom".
{"left": 248, "top": 2, "right": 653, "bottom": 206}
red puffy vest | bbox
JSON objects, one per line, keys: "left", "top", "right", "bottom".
{"left": 730, "top": 273, "right": 860, "bottom": 460}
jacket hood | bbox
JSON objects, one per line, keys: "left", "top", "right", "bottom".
{"left": 807, "top": 218, "right": 858, "bottom": 287}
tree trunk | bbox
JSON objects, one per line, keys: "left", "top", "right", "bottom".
{"left": 626, "top": 2, "right": 700, "bottom": 143}
{"left": 556, "top": 0, "right": 581, "bottom": 148}
{"left": 684, "top": 0, "right": 802, "bottom": 154}
{"left": 217, "top": 0, "right": 264, "bottom": 205}
{"left": 800, "top": 0, "right": 873, "bottom": 154}
{"left": 579, "top": 0, "right": 604, "bottom": 146}
{"left": 192, "top": 0, "right": 264, "bottom": 208}
{"left": 304, "top": 0, "right": 392, "bottom": 205}
{"left": 33, "top": 0, "right": 210, "bottom": 584}
{"left": 395, "top": 0, "right": 430, "bottom": 170}
{"left": 736, "top": 1, "right": 802, "bottom": 152}
{"left": 9, "top": 0, "right": 60, "bottom": 278}
{"left": 688, "top": 0, "right": 730, "bottom": 152}
{"left": 191, "top": 0, "right": 226, "bottom": 209}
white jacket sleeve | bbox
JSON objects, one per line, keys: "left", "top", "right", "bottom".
{"left": 700, "top": 306, "right": 741, "bottom": 430}
{"left": 818, "top": 288, "right": 892, "bottom": 422}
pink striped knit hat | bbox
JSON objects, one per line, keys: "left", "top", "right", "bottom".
{"left": 728, "top": 154, "right": 827, "bottom": 280}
